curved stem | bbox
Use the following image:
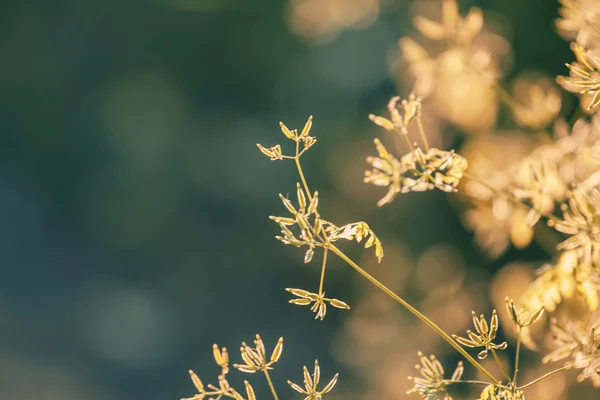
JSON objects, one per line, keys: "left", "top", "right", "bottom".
{"left": 263, "top": 369, "right": 279, "bottom": 400}
{"left": 328, "top": 244, "right": 500, "bottom": 385}
{"left": 517, "top": 365, "right": 571, "bottom": 390}
{"left": 318, "top": 248, "right": 328, "bottom": 295}
{"left": 491, "top": 348, "right": 511, "bottom": 384}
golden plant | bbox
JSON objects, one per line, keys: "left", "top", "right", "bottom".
{"left": 180, "top": 0, "right": 600, "bottom": 399}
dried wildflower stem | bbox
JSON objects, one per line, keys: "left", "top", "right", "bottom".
{"left": 444, "top": 379, "right": 496, "bottom": 386}
{"left": 263, "top": 369, "right": 279, "bottom": 400}
{"left": 490, "top": 348, "right": 511, "bottom": 384}
{"left": 516, "top": 365, "right": 571, "bottom": 390}
{"left": 328, "top": 243, "right": 500, "bottom": 385}
{"left": 398, "top": 128, "right": 429, "bottom": 173}
{"left": 295, "top": 146, "right": 311, "bottom": 199}
{"left": 397, "top": 128, "right": 417, "bottom": 153}
{"left": 416, "top": 117, "right": 431, "bottom": 152}
{"left": 513, "top": 327, "right": 522, "bottom": 383}
{"left": 318, "top": 248, "right": 328, "bottom": 295}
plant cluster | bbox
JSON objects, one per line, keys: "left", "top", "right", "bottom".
{"left": 181, "top": 1, "right": 600, "bottom": 399}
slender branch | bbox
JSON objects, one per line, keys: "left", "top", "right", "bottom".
{"left": 397, "top": 127, "right": 417, "bottom": 153}
{"left": 491, "top": 348, "right": 511, "bottom": 384}
{"left": 416, "top": 116, "right": 430, "bottom": 152}
{"left": 263, "top": 369, "right": 279, "bottom": 400}
{"left": 328, "top": 244, "right": 500, "bottom": 385}
{"left": 517, "top": 365, "right": 571, "bottom": 390}
{"left": 444, "top": 379, "right": 504, "bottom": 387}
{"left": 318, "top": 248, "right": 328, "bottom": 295}
{"left": 513, "top": 327, "right": 522, "bottom": 384}
{"left": 294, "top": 142, "right": 312, "bottom": 203}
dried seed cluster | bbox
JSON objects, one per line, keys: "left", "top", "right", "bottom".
{"left": 365, "top": 95, "right": 468, "bottom": 206}
{"left": 453, "top": 310, "right": 508, "bottom": 360}
{"left": 287, "top": 360, "right": 339, "bottom": 400}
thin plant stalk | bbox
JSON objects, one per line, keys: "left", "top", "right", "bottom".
{"left": 445, "top": 379, "right": 503, "bottom": 387}
{"left": 517, "top": 365, "right": 571, "bottom": 390}
{"left": 513, "top": 327, "right": 522, "bottom": 384}
{"left": 318, "top": 248, "right": 328, "bottom": 295}
{"left": 416, "top": 117, "right": 431, "bottom": 152}
{"left": 295, "top": 142, "right": 311, "bottom": 199}
{"left": 263, "top": 369, "right": 279, "bottom": 400}
{"left": 491, "top": 348, "right": 511, "bottom": 384}
{"left": 328, "top": 243, "right": 500, "bottom": 385}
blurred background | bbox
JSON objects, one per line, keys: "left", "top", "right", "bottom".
{"left": 0, "top": 0, "right": 588, "bottom": 399}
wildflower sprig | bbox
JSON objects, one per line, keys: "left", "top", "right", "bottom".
{"left": 182, "top": 344, "right": 257, "bottom": 400}
{"left": 269, "top": 184, "right": 383, "bottom": 263}
{"left": 479, "top": 384, "right": 524, "bottom": 400}
{"left": 286, "top": 288, "right": 350, "bottom": 320}
{"left": 505, "top": 297, "right": 545, "bottom": 377}
{"left": 259, "top": 117, "right": 504, "bottom": 385}
{"left": 505, "top": 297, "right": 545, "bottom": 329}
{"left": 234, "top": 334, "right": 283, "bottom": 373}
{"left": 407, "top": 352, "right": 464, "bottom": 400}
{"left": 365, "top": 95, "right": 468, "bottom": 206}
{"left": 257, "top": 116, "right": 316, "bottom": 161}
{"left": 259, "top": 117, "right": 383, "bottom": 321}
{"left": 287, "top": 360, "right": 339, "bottom": 400}
{"left": 180, "top": 2, "right": 600, "bottom": 400}
{"left": 258, "top": 113, "right": 586, "bottom": 400}
{"left": 453, "top": 310, "right": 507, "bottom": 360}
{"left": 326, "top": 221, "right": 383, "bottom": 261}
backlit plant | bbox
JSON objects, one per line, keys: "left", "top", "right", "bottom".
{"left": 181, "top": 1, "right": 600, "bottom": 399}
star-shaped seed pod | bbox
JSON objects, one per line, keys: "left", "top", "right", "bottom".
{"left": 453, "top": 310, "right": 507, "bottom": 359}
{"left": 286, "top": 288, "right": 350, "bottom": 320}
{"left": 505, "top": 297, "right": 545, "bottom": 328}
{"left": 288, "top": 360, "right": 339, "bottom": 400}
{"left": 233, "top": 334, "right": 284, "bottom": 373}
{"left": 407, "top": 351, "right": 463, "bottom": 400}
